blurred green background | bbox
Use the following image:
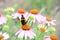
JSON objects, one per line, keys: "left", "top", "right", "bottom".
{"left": 0, "top": 0, "right": 60, "bottom": 40}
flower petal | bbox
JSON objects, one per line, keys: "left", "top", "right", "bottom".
{"left": 18, "top": 30, "right": 25, "bottom": 38}
{"left": 0, "top": 31, "right": 2, "bottom": 35}
{"left": 3, "top": 33, "right": 9, "bottom": 39}
{"left": 23, "top": 12, "right": 29, "bottom": 20}
{"left": 12, "top": 13, "right": 19, "bottom": 19}
{"left": 35, "top": 14, "right": 45, "bottom": 24}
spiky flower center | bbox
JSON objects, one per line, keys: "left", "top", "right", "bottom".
{"left": 18, "top": 9, "right": 25, "bottom": 14}
{"left": 22, "top": 25, "right": 30, "bottom": 30}
{"left": 46, "top": 17, "right": 52, "bottom": 22}
{"left": 50, "top": 34, "right": 58, "bottom": 40}
{"left": 30, "top": 9, "right": 38, "bottom": 14}
{"left": 39, "top": 27, "right": 46, "bottom": 32}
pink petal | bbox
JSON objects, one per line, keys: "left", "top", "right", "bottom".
{"left": 1, "top": 16, "right": 7, "bottom": 23}
{"left": 18, "top": 30, "right": 25, "bottom": 38}
{"left": 12, "top": 13, "right": 19, "bottom": 19}
{"left": 51, "top": 22, "right": 56, "bottom": 25}
{"left": 23, "top": 13, "right": 29, "bottom": 20}
{"left": 44, "top": 37, "right": 51, "bottom": 40}
{"left": 0, "top": 19, "right": 3, "bottom": 25}
{"left": 26, "top": 30, "right": 36, "bottom": 39}
{"left": 32, "top": 18, "right": 35, "bottom": 23}
{"left": 15, "top": 29, "right": 22, "bottom": 35}
{"left": 35, "top": 14, "right": 45, "bottom": 24}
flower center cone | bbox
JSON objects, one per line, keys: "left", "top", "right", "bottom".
{"left": 22, "top": 25, "right": 30, "bottom": 30}
{"left": 18, "top": 9, "right": 25, "bottom": 14}
{"left": 46, "top": 17, "right": 52, "bottom": 22}
{"left": 30, "top": 9, "right": 38, "bottom": 14}
{"left": 50, "top": 34, "right": 58, "bottom": 40}
{"left": 39, "top": 28, "right": 46, "bottom": 32}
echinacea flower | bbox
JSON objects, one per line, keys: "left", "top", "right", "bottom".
{"left": 38, "top": 26, "right": 47, "bottom": 32}
{"left": 50, "top": 34, "right": 58, "bottom": 40}
{"left": 49, "top": 27, "right": 56, "bottom": 32}
{"left": 15, "top": 25, "right": 36, "bottom": 39}
{"left": 44, "top": 17, "right": 56, "bottom": 26}
{"left": 44, "top": 36, "right": 51, "bottom": 40}
{"left": 44, "top": 35, "right": 58, "bottom": 40}
{"left": 39, "top": 27, "right": 46, "bottom": 32}
{"left": 29, "top": 9, "right": 45, "bottom": 24}
{"left": 12, "top": 9, "right": 28, "bottom": 20}
{"left": 0, "top": 32, "right": 9, "bottom": 40}
{"left": 0, "top": 13, "right": 7, "bottom": 25}
{"left": 38, "top": 24, "right": 48, "bottom": 32}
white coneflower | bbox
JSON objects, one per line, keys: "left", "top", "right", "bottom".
{"left": 0, "top": 32, "right": 9, "bottom": 40}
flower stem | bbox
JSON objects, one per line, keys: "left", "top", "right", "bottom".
{"left": 15, "top": 37, "right": 17, "bottom": 40}
{"left": 0, "top": 25, "right": 3, "bottom": 31}
{"left": 23, "top": 36, "right": 25, "bottom": 40}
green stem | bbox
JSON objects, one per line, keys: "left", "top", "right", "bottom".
{"left": 31, "top": 22, "right": 33, "bottom": 28}
{"left": 0, "top": 25, "right": 3, "bottom": 31}
{"left": 23, "top": 36, "right": 25, "bottom": 40}
{"left": 15, "top": 37, "right": 17, "bottom": 40}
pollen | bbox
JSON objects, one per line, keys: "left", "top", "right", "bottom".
{"left": 39, "top": 27, "right": 46, "bottom": 32}
{"left": 18, "top": 9, "right": 26, "bottom": 13}
{"left": 22, "top": 25, "right": 30, "bottom": 30}
{"left": 50, "top": 34, "right": 58, "bottom": 40}
{"left": 0, "top": 35, "right": 4, "bottom": 40}
{"left": 46, "top": 17, "right": 52, "bottom": 22}
{"left": 30, "top": 9, "right": 38, "bottom": 14}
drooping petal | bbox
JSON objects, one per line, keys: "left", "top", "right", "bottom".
{"left": 3, "top": 33, "right": 9, "bottom": 39}
{"left": 12, "top": 13, "right": 19, "bottom": 19}
{"left": 32, "top": 18, "right": 35, "bottom": 23}
{"left": 0, "top": 32, "right": 2, "bottom": 35}
{"left": 0, "top": 19, "right": 3, "bottom": 25}
{"left": 26, "top": 30, "right": 36, "bottom": 39}
{"left": 19, "top": 14, "right": 21, "bottom": 19}
{"left": 15, "top": 29, "right": 21, "bottom": 35}
{"left": 23, "top": 12, "right": 29, "bottom": 20}
{"left": 1, "top": 16, "right": 7, "bottom": 23}
{"left": 18, "top": 30, "right": 25, "bottom": 38}
{"left": 35, "top": 14, "right": 45, "bottom": 24}
{"left": 48, "top": 23, "right": 50, "bottom": 26}
{"left": 51, "top": 22, "right": 56, "bottom": 25}
{"left": 44, "top": 37, "right": 51, "bottom": 40}
{"left": 25, "top": 31, "right": 28, "bottom": 39}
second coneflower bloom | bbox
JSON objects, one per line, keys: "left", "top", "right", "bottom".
{"left": 0, "top": 32, "right": 9, "bottom": 40}
{"left": 29, "top": 9, "right": 45, "bottom": 24}
{"left": 50, "top": 34, "right": 58, "bottom": 40}
{"left": 38, "top": 25, "right": 47, "bottom": 32}
{"left": 12, "top": 9, "right": 29, "bottom": 20}
{"left": 44, "top": 35, "right": 58, "bottom": 40}
{"left": 44, "top": 17, "right": 56, "bottom": 26}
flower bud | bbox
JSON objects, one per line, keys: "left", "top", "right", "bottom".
{"left": 6, "top": 15, "right": 11, "bottom": 19}
{"left": 3, "top": 25, "right": 9, "bottom": 30}
{"left": 29, "top": 15, "right": 34, "bottom": 20}
{"left": 49, "top": 27, "right": 56, "bottom": 32}
{"left": 4, "top": 8, "right": 15, "bottom": 14}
